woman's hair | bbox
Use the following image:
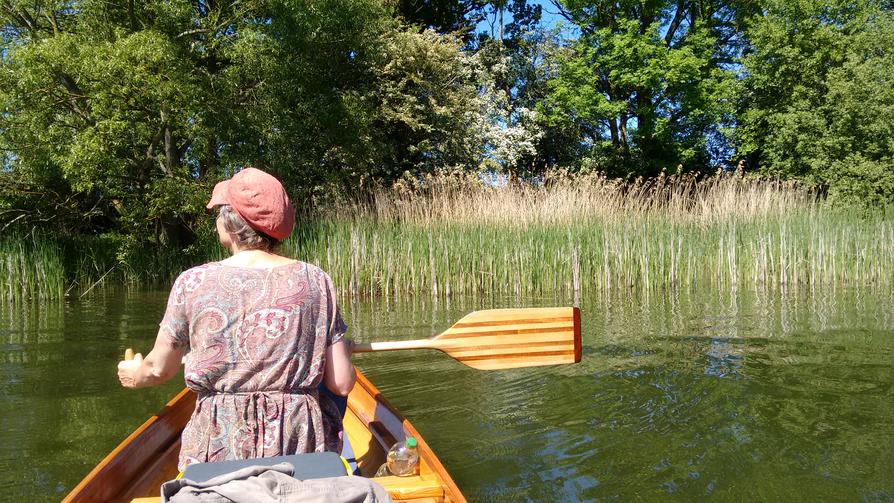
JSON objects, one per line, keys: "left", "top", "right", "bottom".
{"left": 218, "top": 205, "right": 281, "bottom": 252}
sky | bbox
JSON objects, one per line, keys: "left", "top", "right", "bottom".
{"left": 534, "top": 0, "right": 570, "bottom": 29}
{"left": 475, "top": 0, "right": 571, "bottom": 39}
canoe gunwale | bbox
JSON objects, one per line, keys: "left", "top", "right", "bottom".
{"left": 61, "top": 388, "right": 196, "bottom": 503}
{"left": 347, "top": 371, "right": 466, "bottom": 502}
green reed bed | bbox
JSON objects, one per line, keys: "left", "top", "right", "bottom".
{"left": 0, "top": 233, "right": 220, "bottom": 301}
{"left": 288, "top": 173, "right": 894, "bottom": 297}
{"left": 0, "top": 233, "right": 65, "bottom": 301}
{"left": 3, "top": 172, "right": 890, "bottom": 300}
{"left": 289, "top": 213, "right": 893, "bottom": 297}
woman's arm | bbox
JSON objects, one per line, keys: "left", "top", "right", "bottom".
{"left": 117, "top": 334, "right": 186, "bottom": 389}
{"left": 323, "top": 339, "right": 356, "bottom": 396}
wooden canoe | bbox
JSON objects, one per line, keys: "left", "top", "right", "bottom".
{"left": 62, "top": 370, "right": 466, "bottom": 503}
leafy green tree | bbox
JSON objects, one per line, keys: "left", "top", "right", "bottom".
{"left": 541, "top": 0, "right": 753, "bottom": 176}
{"left": 735, "top": 0, "right": 894, "bottom": 207}
{"left": 393, "top": 0, "right": 488, "bottom": 35}
{"left": 465, "top": 2, "right": 580, "bottom": 175}
{"left": 1, "top": 1, "right": 212, "bottom": 244}
{"left": 364, "top": 29, "right": 483, "bottom": 178}
{"left": 0, "top": 1, "right": 489, "bottom": 257}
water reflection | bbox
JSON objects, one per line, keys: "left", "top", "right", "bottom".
{"left": 349, "top": 286, "right": 893, "bottom": 501}
{"left": 1, "top": 285, "right": 892, "bottom": 501}
{"left": 0, "top": 291, "right": 183, "bottom": 501}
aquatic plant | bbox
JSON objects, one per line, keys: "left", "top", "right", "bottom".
{"left": 2, "top": 172, "right": 890, "bottom": 300}
{"left": 0, "top": 233, "right": 65, "bottom": 301}
{"left": 288, "top": 171, "right": 894, "bottom": 297}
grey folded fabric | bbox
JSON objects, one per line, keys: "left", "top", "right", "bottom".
{"left": 161, "top": 462, "right": 392, "bottom": 503}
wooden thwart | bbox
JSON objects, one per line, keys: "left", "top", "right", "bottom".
{"left": 353, "top": 307, "right": 582, "bottom": 370}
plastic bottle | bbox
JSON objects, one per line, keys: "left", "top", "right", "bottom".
{"left": 374, "top": 437, "right": 419, "bottom": 477}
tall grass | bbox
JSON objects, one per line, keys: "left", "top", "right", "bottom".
{"left": 287, "top": 171, "right": 894, "bottom": 297}
{"left": 0, "top": 232, "right": 221, "bottom": 301}
{"left": 2, "top": 171, "right": 890, "bottom": 300}
{"left": 62, "top": 232, "right": 224, "bottom": 287}
{"left": 0, "top": 233, "right": 65, "bottom": 301}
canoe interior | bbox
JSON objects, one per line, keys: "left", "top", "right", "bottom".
{"left": 62, "top": 370, "right": 465, "bottom": 503}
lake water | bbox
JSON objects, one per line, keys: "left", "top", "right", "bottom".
{"left": 1, "top": 285, "right": 892, "bottom": 501}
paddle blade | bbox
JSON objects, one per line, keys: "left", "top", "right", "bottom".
{"left": 432, "top": 307, "right": 582, "bottom": 370}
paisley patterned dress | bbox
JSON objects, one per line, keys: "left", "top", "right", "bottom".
{"left": 158, "top": 261, "right": 347, "bottom": 471}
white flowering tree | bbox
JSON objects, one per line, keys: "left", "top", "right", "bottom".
{"left": 469, "top": 49, "right": 544, "bottom": 175}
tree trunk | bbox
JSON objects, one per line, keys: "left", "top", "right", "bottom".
{"left": 200, "top": 137, "right": 219, "bottom": 179}
{"left": 164, "top": 125, "right": 176, "bottom": 175}
{"left": 608, "top": 118, "right": 619, "bottom": 147}
{"left": 498, "top": 4, "right": 503, "bottom": 43}
{"left": 618, "top": 114, "right": 629, "bottom": 151}
{"left": 160, "top": 109, "right": 177, "bottom": 175}
{"left": 636, "top": 91, "right": 654, "bottom": 143}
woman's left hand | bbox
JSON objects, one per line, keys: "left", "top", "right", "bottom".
{"left": 117, "top": 353, "right": 143, "bottom": 388}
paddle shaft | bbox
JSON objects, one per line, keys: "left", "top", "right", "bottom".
{"left": 353, "top": 340, "right": 436, "bottom": 352}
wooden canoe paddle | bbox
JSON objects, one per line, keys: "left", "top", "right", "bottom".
{"left": 353, "top": 307, "right": 581, "bottom": 370}
{"left": 122, "top": 307, "right": 582, "bottom": 371}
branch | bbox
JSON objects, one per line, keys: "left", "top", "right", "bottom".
{"left": 176, "top": 28, "right": 211, "bottom": 38}
{"left": 1, "top": 2, "right": 38, "bottom": 33}
{"left": 549, "top": 0, "right": 575, "bottom": 24}
{"left": 79, "top": 265, "right": 117, "bottom": 298}
{"left": 665, "top": 0, "right": 687, "bottom": 46}
{"left": 0, "top": 213, "right": 27, "bottom": 233}
{"left": 54, "top": 70, "right": 95, "bottom": 125}
{"left": 43, "top": 9, "right": 58, "bottom": 35}
{"left": 146, "top": 124, "right": 165, "bottom": 160}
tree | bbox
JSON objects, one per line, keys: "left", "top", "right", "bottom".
{"left": 0, "top": 1, "right": 487, "bottom": 253}
{"left": 540, "top": 0, "right": 754, "bottom": 176}
{"left": 364, "top": 29, "right": 483, "bottom": 178}
{"left": 393, "top": 0, "right": 489, "bottom": 35}
{"left": 471, "top": 47, "right": 544, "bottom": 172}
{"left": 735, "top": 0, "right": 894, "bottom": 207}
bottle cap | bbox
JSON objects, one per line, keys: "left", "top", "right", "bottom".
{"left": 405, "top": 437, "right": 417, "bottom": 448}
